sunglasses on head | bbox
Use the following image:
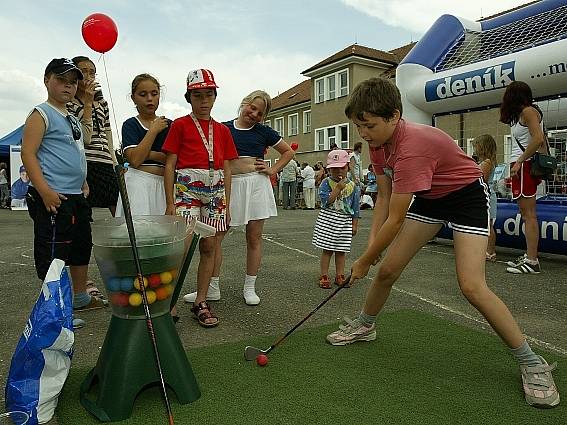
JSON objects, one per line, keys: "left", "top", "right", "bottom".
{"left": 66, "top": 115, "right": 81, "bottom": 141}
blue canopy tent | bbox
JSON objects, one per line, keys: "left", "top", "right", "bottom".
{"left": 0, "top": 126, "right": 23, "bottom": 156}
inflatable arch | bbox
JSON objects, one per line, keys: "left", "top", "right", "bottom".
{"left": 396, "top": 0, "right": 567, "bottom": 255}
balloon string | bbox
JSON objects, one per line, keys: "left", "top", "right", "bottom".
{"left": 101, "top": 54, "right": 122, "bottom": 159}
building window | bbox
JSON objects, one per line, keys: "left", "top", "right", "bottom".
{"left": 303, "top": 110, "right": 311, "bottom": 133}
{"left": 315, "top": 78, "right": 325, "bottom": 103}
{"left": 326, "top": 75, "right": 336, "bottom": 100}
{"left": 314, "top": 123, "right": 349, "bottom": 151}
{"left": 338, "top": 70, "right": 348, "bottom": 97}
{"left": 288, "top": 113, "right": 298, "bottom": 136}
{"left": 264, "top": 120, "right": 271, "bottom": 128}
{"left": 274, "top": 117, "right": 284, "bottom": 136}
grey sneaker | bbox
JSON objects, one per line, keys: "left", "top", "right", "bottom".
{"left": 520, "top": 356, "right": 560, "bottom": 408}
{"left": 506, "top": 258, "right": 541, "bottom": 274}
{"left": 326, "top": 317, "right": 376, "bottom": 346}
{"left": 507, "top": 254, "right": 527, "bottom": 267}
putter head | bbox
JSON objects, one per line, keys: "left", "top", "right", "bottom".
{"left": 194, "top": 221, "right": 216, "bottom": 238}
{"left": 244, "top": 345, "right": 266, "bottom": 361}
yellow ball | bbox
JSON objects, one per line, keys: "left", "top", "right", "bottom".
{"left": 129, "top": 292, "right": 143, "bottom": 307}
{"left": 159, "top": 271, "right": 173, "bottom": 285}
{"left": 133, "top": 276, "right": 149, "bottom": 291}
{"left": 146, "top": 290, "right": 157, "bottom": 304}
{"left": 164, "top": 284, "right": 174, "bottom": 296}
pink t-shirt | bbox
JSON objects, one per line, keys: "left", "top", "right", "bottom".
{"left": 369, "top": 120, "right": 482, "bottom": 199}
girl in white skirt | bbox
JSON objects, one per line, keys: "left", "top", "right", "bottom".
{"left": 116, "top": 74, "right": 171, "bottom": 217}
{"left": 313, "top": 150, "right": 360, "bottom": 288}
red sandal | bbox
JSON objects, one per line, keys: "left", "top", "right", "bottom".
{"left": 319, "top": 275, "right": 331, "bottom": 289}
{"left": 190, "top": 301, "right": 219, "bottom": 328}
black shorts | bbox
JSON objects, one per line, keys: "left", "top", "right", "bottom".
{"left": 406, "top": 179, "right": 489, "bottom": 236}
{"left": 86, "top": 161, "right": 119, "bottom": 208}
{"left": 27, "top": 186, "right": 93, "bottom": 280}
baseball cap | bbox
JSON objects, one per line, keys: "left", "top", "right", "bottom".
{"left": 186, "top": 69, "right": 218, "bottom": 90}
{"left": 44, "top": 58, "right": 84, "bottom": 80}
{"left": 326, "top": 149, "right": 350, "bottom": 168}
{"left": 19, "top": 165, "right": 26, "bottom": 173}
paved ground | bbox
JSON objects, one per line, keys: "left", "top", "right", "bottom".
{"left": 1, "top": 206, "right": 566, "bottom": 407}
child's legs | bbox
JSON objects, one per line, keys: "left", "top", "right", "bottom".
{"left": 69, "top": 265, "right": 89, "bottom": 294}
{"left": 453, "top": 231, "right": 524, "bottom": 348}
{"left": 320, "top": 250, "right": 333, "bottom": 275}
{"left": 212, "top": 231, "right": 226, "bottom": 277}
{"left": 363, "top": 219, "right": 442, "bottom": 316}
{"left": 246, "top": 219, "right": 265, "bottom": 276}
{"left": 334, "top": 251, "right": 346, "bottom": 276}
{"left": 196, "top": 236, "right": 216, "bottom": 303}
{"left": 487, "top": 219, "right": 497, "bottom": 255}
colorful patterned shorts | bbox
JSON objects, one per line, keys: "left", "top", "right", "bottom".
{"left": 175, "top": 168, "right": 227, "bottom": 231}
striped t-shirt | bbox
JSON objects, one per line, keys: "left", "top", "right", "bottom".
{"left": 67, "top": 97, "right": 113, "bottom": 164}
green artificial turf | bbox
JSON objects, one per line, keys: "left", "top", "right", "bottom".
{"left": 57, "top": 310, "right": 565, "bottom": 424}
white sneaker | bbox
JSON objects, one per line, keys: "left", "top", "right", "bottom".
{"left": 243, "top": 283, "right": 260, "bottom": 305}
{"left": 183, "top": 284, "right": 221, "bottom": 303}
{"left": 326, "top": 317, "right": 376, "bottom": 346}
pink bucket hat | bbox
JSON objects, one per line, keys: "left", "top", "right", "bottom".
{"left": 326, "top": 149, "right": 350, "bottom": 168}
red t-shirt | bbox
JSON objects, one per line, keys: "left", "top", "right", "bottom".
{"left": 162, "top": 115, "right": 238, "bottom": 169}
{"left": 369, "top": 120, "right": 482, "bottom": 199}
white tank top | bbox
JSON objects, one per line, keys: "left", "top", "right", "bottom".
{"left": 510, "top": 107, "right": 543, "bottom": 161}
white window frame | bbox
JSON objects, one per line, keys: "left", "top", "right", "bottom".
{"left": 466, "top": 137, "right": 475, "bottom": 157}
{"left": 338, "top": 69, "right": 349, "bottom": 97}
{"left": 314, "top": 123, "right": 349, "bottom": 151}
{"left": 315, "top": 78, "right": 325, "bottom": 103}
{"left": 326, "top": 75, "right": 336, "bottom": 100}
{"left": 264, "top": 119, "right": 271, "bottom": 128}
{"left": 303, "top": 110, "right": 311, "bottom": 133}
{"left": 288, "top": 113, "right": 299, "bottom": 137}
{"left": 503, "top": 135, "right": 512, "bottom": 166}
{"left": 274, "top": 117, "right": 284, "bottom": 136}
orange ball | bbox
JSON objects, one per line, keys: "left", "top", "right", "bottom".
{"left": 155, "top": 286, "right": 169, "bottom": 300}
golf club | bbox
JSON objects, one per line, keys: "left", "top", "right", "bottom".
{"left": 115, "top": 164, "right": 175, "bottom": 425}
{"left": 244, "top": 275, "right": 351, "bottom": 361}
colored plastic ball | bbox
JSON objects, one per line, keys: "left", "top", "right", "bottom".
{"left": 155, "top": 286, "right": 169, "bottom": 300}
{"left": 159, "top": 271, "right": 173, "bottom": 285}
{"left": 111, "top": 292, "right": 129, "bottom": 307}
{"left": 81, "top": 13, "right": 118, "bottom": 53}
{"left": 256, "top": 354, "right": 268, "bottom": 366}
{"left": 120, "top": 277, "right": 134, "bottom": 291}
{"left": 149, "top": 274, "right": 162, "bottom": 288}
{"left": 128, "top": 292, "right": 143, "bottom": 307}
{"left": 133, "top": 276, "right": 149, "bottom": 291}
{"left": 146, "top": 290, "right": 157, "bottom": 304}
{"left": 107, "top": 277, "right": 121, "bottom": 292}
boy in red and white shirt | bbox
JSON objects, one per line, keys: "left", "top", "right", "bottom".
{"left": 163, "top": 68, "right": 238, "bottom": 328}
{"left": 326, "top": 78, "right": 559, "bottom": 409}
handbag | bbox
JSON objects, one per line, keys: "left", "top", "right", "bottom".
{"left": 512, "top": 107, "right": 557, "bottom": 180}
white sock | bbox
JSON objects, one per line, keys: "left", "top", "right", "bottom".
{"left": 210, "top": 276, "right": 220, "bottom": 290}
{"left": 243, "top": 275, "right": 260, "bottom": 305}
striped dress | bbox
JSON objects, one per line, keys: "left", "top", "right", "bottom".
{"left": 312, "top": 177, "right": 360, "bottom": 252}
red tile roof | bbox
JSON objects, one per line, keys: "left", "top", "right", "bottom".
{"left": 271, "top": 79, "right": 311, "bottom": 112}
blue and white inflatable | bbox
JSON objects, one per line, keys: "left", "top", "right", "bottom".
{"left": 397, "top": 0, "right": 567, "bottom": 255}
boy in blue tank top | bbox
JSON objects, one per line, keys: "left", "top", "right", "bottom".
{"left": 21, "top": 58, "right": 108, "bottom": 328}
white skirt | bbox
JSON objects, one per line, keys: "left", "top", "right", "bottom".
{"left": 312, "top": 208, "right": 353, "bottom": 252}
{"left": 230, "top": 172, "right": 277, "bottom": 226}
{"left": 115, "top": 167, "right": 166, "bottom": 217}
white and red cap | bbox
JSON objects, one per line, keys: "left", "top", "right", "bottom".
{"left": 326, "top": 149, "right": 350, "bottom": 168}
{"left": 186, "top": 69, "right": 219, "bottom": 90}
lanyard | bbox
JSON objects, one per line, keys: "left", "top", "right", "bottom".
{"left": 190, "top": 113, "right": 214, "bottom": 170}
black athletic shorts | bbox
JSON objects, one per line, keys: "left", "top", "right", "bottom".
{"left": 406, "top": 178, "right": 489, "bottom": 236}
{"left": 27, "top": 186, "right": 93, "bottom": 280}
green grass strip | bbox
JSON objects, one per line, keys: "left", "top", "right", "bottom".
{"left": 57, "top": 310, "right": 565, "bottom": 424}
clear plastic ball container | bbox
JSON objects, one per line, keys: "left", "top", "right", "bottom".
{"left": 0, "top": 411, "right": 29, "bottom": 424}
{"left": 92, "top": 216, "right": 187, "bottom": 319}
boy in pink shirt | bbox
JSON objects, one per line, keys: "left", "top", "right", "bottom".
{"left": 326, "top": 78, "right": 559, "bottom": 409}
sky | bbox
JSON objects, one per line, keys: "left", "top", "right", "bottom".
{"left": 0, "top": 0, "right": 529, "bottom": 140}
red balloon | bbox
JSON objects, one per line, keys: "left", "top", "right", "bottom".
{"left": 290, "top": 143, "right": 299, "bottom": 151}
{"left": 81, "top": 13, "right": 118, "bottom": 53}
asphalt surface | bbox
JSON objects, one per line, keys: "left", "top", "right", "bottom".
{"left": 0, "top": 206, "right": 566, "bottom": 412}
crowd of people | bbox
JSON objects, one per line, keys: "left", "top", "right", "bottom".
{"left": 17, "top": 56, "right": 558, "bottom": 408}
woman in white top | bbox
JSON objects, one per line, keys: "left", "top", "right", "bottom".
{"left": 499, "top": 81, "right": 545, "bottom": 274}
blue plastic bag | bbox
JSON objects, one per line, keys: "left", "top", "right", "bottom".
{"left": 5, "top": 259, "right": 74, "bottom": 424}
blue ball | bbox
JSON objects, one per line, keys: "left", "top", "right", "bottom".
{"left": 120, "top": 277, "right": 134, "bottom": 292}
{"left": 107, "top": 277, "right": 121, "bottom": 292}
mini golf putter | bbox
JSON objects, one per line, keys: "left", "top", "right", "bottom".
{"left": 244, "top": 275, "right": 351, "bottom": 361}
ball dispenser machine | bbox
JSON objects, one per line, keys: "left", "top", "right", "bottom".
{"left": 80, "top": 215, "right": 215, "bottom": 422}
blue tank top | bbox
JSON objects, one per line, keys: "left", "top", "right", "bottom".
{"left": 223, "top": 120, "right": 281, "bottom": 158}
{"left": 32, "top": 102, "right": 87, "bottom": 194}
